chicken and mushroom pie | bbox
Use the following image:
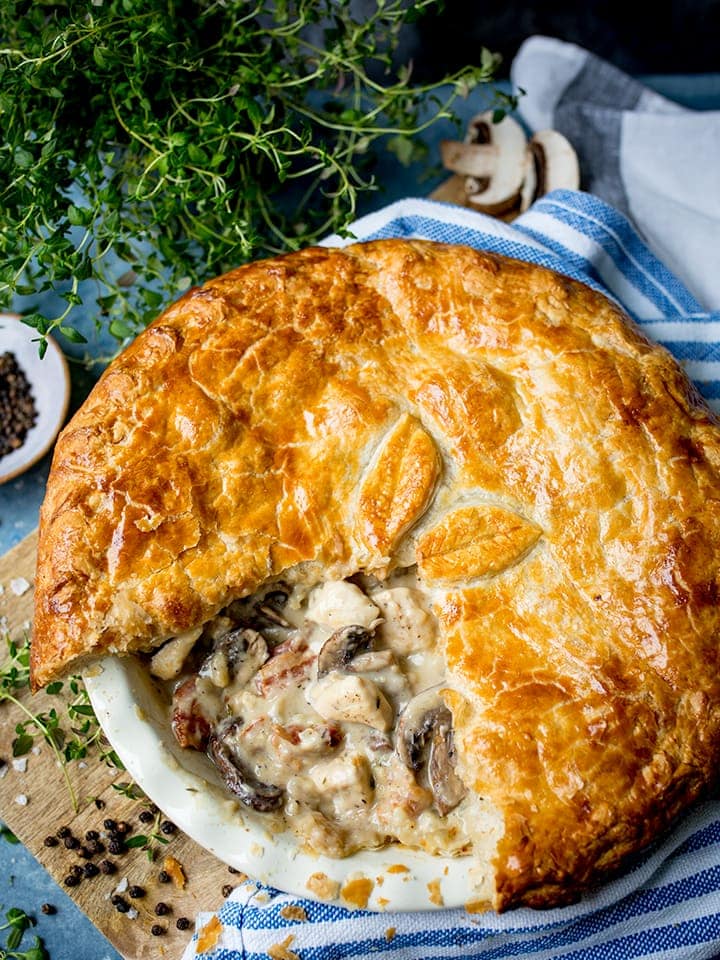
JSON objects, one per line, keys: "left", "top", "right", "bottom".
{"left": 32, "top": 239, "right": 720, "bottom": 912}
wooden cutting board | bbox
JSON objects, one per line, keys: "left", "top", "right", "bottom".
{"left": 0, "top": 531, "right": 230, "bottom": 960}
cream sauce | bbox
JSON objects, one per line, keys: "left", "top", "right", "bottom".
{"left": 158, "top": 569, "right": 475, "bottom": 858}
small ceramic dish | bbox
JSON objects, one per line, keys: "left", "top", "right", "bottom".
{"left": 85, "top": 656, "right": 481, "bottom": 912}
{"left": 0, "top": 313, "right": 70, "bottom": 484}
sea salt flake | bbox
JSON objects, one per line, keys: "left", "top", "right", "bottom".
{"left": 115, "top": 877, "right": 129, "bottom": 894}
{"left": 14, "top": 794, "right": 28, "bottom": 806}
{"left": 9, "top": 577, "right": 31, "bottom": 597}
{"left": 126, "top": 908, "right": 138, "bottom": 920}
{"left": 12, "top": 758, "right": 27, "bottom": 773}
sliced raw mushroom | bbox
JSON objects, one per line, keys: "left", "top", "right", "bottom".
{"left": 207, "top": 719, "right": 284, "bottom": 812}
{"left": 460, "top": 111, "right": 528, "bottom": 215}
{"left": 316, "top": 624, "right": 374, "bottom": 678}
{"left": 396, "top": 687, "right": 467, "bottom": 816}
{"left": 440, "top": 139, "right": 497, "bottom": 181}
{"left": 520, "top": 129, "right": 580, "bottom": 212}
{"left": 200, "top": 627, "right": 269, "bottom": 688}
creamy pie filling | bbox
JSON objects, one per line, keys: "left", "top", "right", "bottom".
{"left": 150, "top": 572, "right": 475, "bottom": 858}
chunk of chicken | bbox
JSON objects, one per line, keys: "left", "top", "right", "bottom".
{"left": 308, "top": 673, "right": 393, "bottom": 731}
{"left": 307, "top": 580, "right": 380, "bottom": 630}
{"left": 150, "top": 627, "right": 202, "bottom": 680}
{"left": 372, "top": 587, "right": 436, "bottom": 655}
{"left": 308, "top": 754, "right": 375, "bottom": 818}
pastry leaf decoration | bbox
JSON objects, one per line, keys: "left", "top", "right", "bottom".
{"left": 356, "top": 414, "right": 440, "bottom": 559}
{"left": 416, "top": 504, "right": 541, "bottom": 583}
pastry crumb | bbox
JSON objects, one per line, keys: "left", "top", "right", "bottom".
{"left": 195, "top": 915, "right": 223, "bottom": 953}
{"left": 305, "top": 872, "right": 339, "bottom": 901}
{"left": 465, "top": 898, "right": 491, "bottom": 915}
{"left": 280, "top": 905, "right": 308, "bottom": 922}
{"left": 427, "top": 878, "right": 443, "bottom": 906}
{"left": 267, "top": 934, "right": 300, "bottom": 960}
{"left": 385, "top": 926, "right": 396, "bottom": 942}
{"left": 340, "top": 876, "right": 374, "bottom": 909}
{"left": 162, "top": 855, "right": 186, "bottom": 889}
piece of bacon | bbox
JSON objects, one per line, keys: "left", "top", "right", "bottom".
{"left": 171, "top": 676, "right": 212, "bottom": 750}
{"left": 254, "top": 648, "right": 316, "bottom": 697}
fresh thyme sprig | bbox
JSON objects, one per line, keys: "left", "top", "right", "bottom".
{"left": 0, "top": 632, "right": 123, "bottom": 812}
{"left": 124, "top": 810, "right": 171, "bottom": 863}
{"left": 0, "top": 0, "right": 501, "bottom": 356}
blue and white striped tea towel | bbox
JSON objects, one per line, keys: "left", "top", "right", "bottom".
{"left": 511, "top": 35, "right": 720, "bottom": 311}
{"left": 182, "top": 193, "right": 720, "bottom": 960}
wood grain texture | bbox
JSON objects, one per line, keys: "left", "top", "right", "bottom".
{"left": 0, "top": 531, "right": 228, "bottom": 960}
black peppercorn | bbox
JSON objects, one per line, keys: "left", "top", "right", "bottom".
{"left": 107, "top": 839, "right": 126, "bottom": 855}
{"left": 103, "top": 818, "right": 117, "bottom": 831}
{"left": 160, "top": 820, "right": 176, "bottom": 835}
{"left": 57, "top": 826, "right": 71, "bottom": 839}
{"left": 85, "top": 830, "right": 99, "bottom": 841}
{"left": 63, "top": 875, "right": 80, "bottom": 887}
{"left": 154, "top": 902, "right": 170, "bottom": 916}
{"left": 43, "top": 836, "right": 59, "bottom": 848}
{"left": 222, "top": 884, "right": 233, "bottom": 898}
{"left": 176, "top": 917, "right": 191, "bottom": 931}
{"left": 157, "top": 870, "right": 171, "bottom": 883}
{"left": 83, "top": 863, "right": 100, "bottom": 878}
{"left": 70, "top": 865, "right": 83, "bottom": 878}
{"left": 99, "top": 860, "right": 116, "bottom": 875}
{"left": 63, "top": 836, "right": 79, "bottom": 850}
{"left": 128, "top": 885, "right": 145, "bottom": 899}
{"left": 115, "top": 821, "right": 131, "bottom": 835}
{"left": 94, "top": 798, "right": 106, "bottom": 810}
{"left": 77, "top": 845, "right": 93, "bottom": 859}
{"left": 227, "top": 866, "right": 240, "bottom": 874}
{"left": 139, "top": 810, "right": 154, "bottom": 824}
{"left": 150, "top": 924, "right": 165, "bottom": 936}
{"left": 0, "top": 352, "right": 37, "bottom": 457}
{"left": 114, "top": 898, "right": 130, "bottom": 914}
{"left": 41, "top": 904, "right": 56, "bottom": 915}
{"left": 86, "top": 839, "right": 105, "bottom": 855}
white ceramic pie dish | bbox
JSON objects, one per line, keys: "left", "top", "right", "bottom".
{"left": 85, "top": 655, "right": 482, "bottom": 911}
{"left": 0, "top": 313, "right": 70, "bottom": 484}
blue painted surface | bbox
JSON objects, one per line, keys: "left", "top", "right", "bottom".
{"left": 0, "top": 835, "right": 119, "bottom": 959}
{"left": 0, "top": 73, "right": 718, "bottom": 960}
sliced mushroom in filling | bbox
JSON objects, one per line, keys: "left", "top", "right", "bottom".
{"left": 152, "top": 571, "right": 475, "bottom": 857}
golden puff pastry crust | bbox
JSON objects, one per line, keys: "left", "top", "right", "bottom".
{"left": 32, "top": 239, "right": 720, "bottom": 910}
